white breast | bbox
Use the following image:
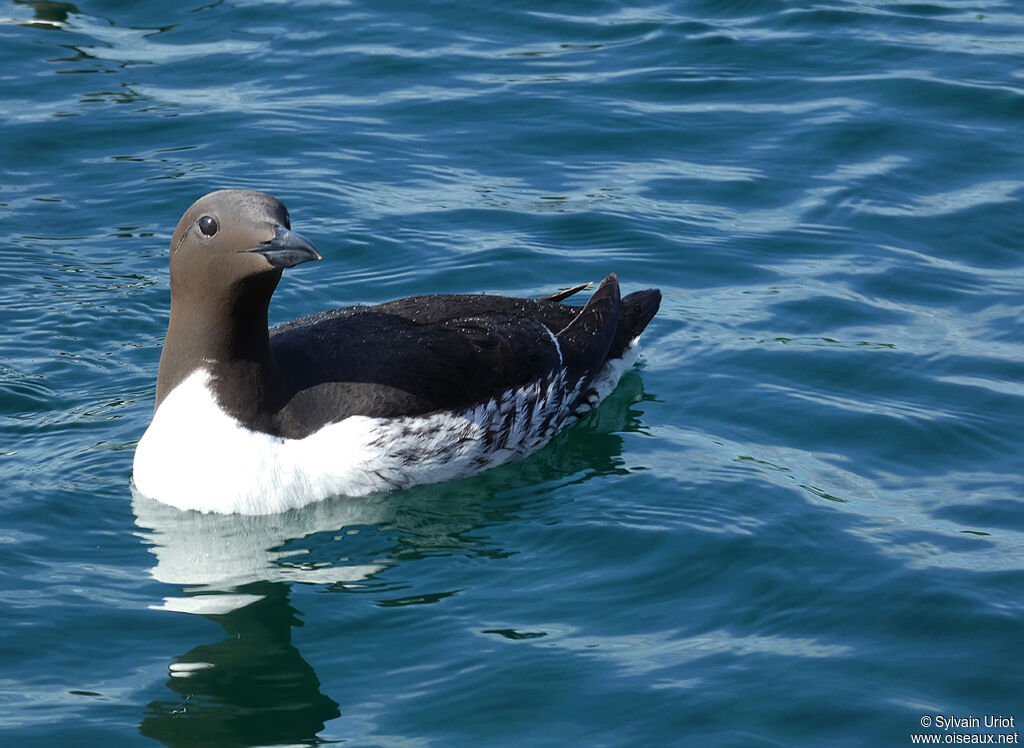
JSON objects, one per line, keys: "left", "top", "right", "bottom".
{"left": 133, "top": 342, "right": 639, "bottom": 515}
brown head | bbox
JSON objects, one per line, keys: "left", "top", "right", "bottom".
{"left": 156, "top": 190, "right": 321, "bottom": 408}
{"left": 168, "top": 189, "right": 320, "bottom": 310}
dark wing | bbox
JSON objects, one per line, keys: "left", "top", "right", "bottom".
{"left": 267, "top": 276, "right": 659, "bottom": 437}
{"left": 267, "top": 299, "right": 573, "bottom": 435}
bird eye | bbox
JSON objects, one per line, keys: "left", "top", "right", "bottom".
{"left": 198, "top": 215, "right": 219, "bottom": 237}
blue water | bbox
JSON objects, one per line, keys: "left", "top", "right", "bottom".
{"left": 2, "top": 0, "right": 1023, "bottom": 745}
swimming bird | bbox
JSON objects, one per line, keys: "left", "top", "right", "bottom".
{"left": 132, "top": 190, "right": 660, "bottom": 514}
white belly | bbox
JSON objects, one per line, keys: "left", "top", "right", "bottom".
{"left": 133, "top": 344, "right": 638, "bottom": 515}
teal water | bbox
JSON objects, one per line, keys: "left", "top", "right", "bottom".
{"left": 2, "top": 0, "right": 1024, "bottom": 745}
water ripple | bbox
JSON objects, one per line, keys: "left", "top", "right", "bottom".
{"left": 2, "top": 0, "right": 1023, "bottom": 743}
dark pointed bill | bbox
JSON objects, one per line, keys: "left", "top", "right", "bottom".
{"left": 247, "top": 225, "right": 322, "bottom": 268}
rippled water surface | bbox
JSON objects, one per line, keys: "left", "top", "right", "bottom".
{"left": 2, "top": 0, "right": 1023, "bottom": 745}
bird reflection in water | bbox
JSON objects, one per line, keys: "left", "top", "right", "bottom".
{"left": 139, "top": 582, "right": 340, "bottom": 747}
{"left": 131, "top": 370, "right": 652, "bottom": 745}
{"left": 131, "top": 490, "right": 392, "bottom": 747}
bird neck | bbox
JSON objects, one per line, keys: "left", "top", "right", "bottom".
{"left": 155, "top": 279, "right": 282, "bottom": 429}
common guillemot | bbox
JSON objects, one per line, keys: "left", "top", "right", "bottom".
{"left": 132, "top": 190, "right": 660, "bottom": 514}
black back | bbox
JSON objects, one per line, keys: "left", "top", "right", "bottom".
{"left": 265, "top": 281, "right": 660, "bottom": 438}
